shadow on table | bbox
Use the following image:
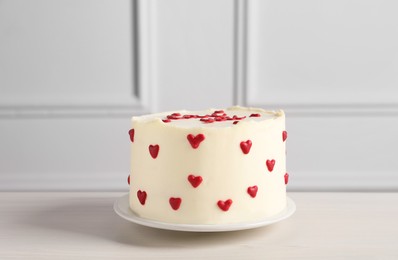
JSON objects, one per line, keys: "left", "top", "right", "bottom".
{"left": 23, "top": 197, "right": 289, "bottom": 248}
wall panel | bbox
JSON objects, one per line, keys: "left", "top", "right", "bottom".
{"left": 243, "top": 0, "right": 398, "bottom": 190}
{"left": 0, "top": 0, "right": 235, "bottom": 190}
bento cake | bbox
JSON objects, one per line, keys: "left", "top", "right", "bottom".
{"left": 128, "top": 106, "right": 289, "bottom": 224}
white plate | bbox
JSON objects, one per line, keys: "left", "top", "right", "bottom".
{"left": 114, "top": 194, "right": 296, "bottom": 232}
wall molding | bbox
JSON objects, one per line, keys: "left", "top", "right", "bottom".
{"left": 231, "top": 0, "right": 398, "bottom": 192}
{"left": 0, "top": 172, "right": 128, "bottom": 191}
{"left": 291, "top": 171, "right": 398, "bottom": 192}
{"left": 247, "top": 103, "right": 398, "bottom": 117}
{"left": 233, "top": 0, "right": 248, "bottom": 106}
{"left": 0, "top": 0, "right": 155, "bottom": 118}
{"left": 234, "top": 0, "right": 398, "bottom": 117}
{"left": 0, "top": 104, "right": 149, "bottom": 118}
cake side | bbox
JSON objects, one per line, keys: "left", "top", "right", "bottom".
{"left": 129, "top": 106, "right": 287, "bottom": 224}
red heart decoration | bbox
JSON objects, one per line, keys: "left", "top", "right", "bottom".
{"left": 266, "top": 159, "right": 275, "bottom": 172}
{"left": 128, "top": 129, "right": 135, "bottom": 142}
{"left": 127, "top": 175, "right": 130, "bottom": 185}
{"left": 137, "top": 190, "right": 147, "bottom": 205}
{"left": 149, "top": 145, "right": 159, "bottom": 159}
{"left": 282, "top": 131, "right": 288, "bottom": 142}
{"left": 240, "top": 140, "right": 252, "bottom": 154}
{"left": 247, "top": 185, "right": 258, "bottom": 198}
{"left": 249, "top": 113, "right": 261, "bottom": 117}
{"left": 217, "top": 199, "right": 233, "bottom": 211}
{"left": 284, "top": 173, "right": 289, "bottom": 185}
{"left": 169, "top": 197, "right": 182, "bottom": 210}
{"left": 187, "top": 134, "right": 205, "bottom": 149}
{"left": 188, "top": 174, "right": 203, "bottom": 188}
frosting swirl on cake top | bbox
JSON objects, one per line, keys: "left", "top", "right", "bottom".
{"left": 133, "top": 106, "right": 284, "bottom": 129}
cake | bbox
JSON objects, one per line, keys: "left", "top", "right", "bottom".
{"left": 127, "top": 106, "right": 289, "bottom": 224}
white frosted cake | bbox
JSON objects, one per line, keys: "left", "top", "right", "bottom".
{"left": 128, "top": 106, "right": 289, "bottom": 224}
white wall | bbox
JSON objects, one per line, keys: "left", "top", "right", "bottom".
{"left": 0, "top": 0, "right": 146, "bottom": 191}
{"left": 0, "top": 0, "right": 397, "bottom": 191}
{"left": 245, "top": 0, "right": 398, "bottom": 191}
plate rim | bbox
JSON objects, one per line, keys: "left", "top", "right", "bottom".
{"left": 114, "top": 193, "right": 296, "bottom": 232}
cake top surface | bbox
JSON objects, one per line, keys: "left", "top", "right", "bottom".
{"left": 132, "top": 106, "right": 284, "bottom": 129}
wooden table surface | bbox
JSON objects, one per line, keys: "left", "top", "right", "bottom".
{"left": 0, "top": 192, "right": 397, "bottom": 259}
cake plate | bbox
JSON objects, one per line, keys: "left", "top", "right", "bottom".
{"left": 114, "top": 194, "right": 296, "bottom": 232}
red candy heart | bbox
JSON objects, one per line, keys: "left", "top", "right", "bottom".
{"left": 249, "top": 113, "right": 261, "bottom": 117}
{"left": 282, "top": 131, "right": 288, "bottom": 142}
{"left": 137, "top": 190, "right": 147, "bottom": 205}
{"left": 169, "top": 197, "right": 182, "bottom": 210}
{"left": 217, "top": 199, "right": 233, "bottom": 211}
{"left": 247, "top": 186, "right": 258, "bottom": 198}
{"left": 187, "top": 134, "right": 205, "bottom": 149}
{"left": 127, "top": 175, "right": 130, "bottom": 185}
{"left": 240, "top": 140, "right": 252, "bottom": 154}
{"left": 149, "top": 145, "right": 159, "bottom": 159}
{"left": 266, "top": 159, "right": 275, "bottom": 172}
{"left": 188, "top": 174, "right": 203, "bottom": 188}
{"left": 284, "top": 173, "right": 289, "bottom": 185}
{"left": 128, "top": 129, "right": 135, "bottom": 142}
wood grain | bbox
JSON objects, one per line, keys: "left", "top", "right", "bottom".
{"left": 0, "top": 192, "right": 397, "bottom": 259}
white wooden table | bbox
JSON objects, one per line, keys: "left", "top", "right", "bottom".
{"left": 0, "top": 192, "right": 397, "bottom": 259}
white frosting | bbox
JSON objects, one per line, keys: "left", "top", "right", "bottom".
{"left": 129, "top": 106, "right": 287, "bottom": 224}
